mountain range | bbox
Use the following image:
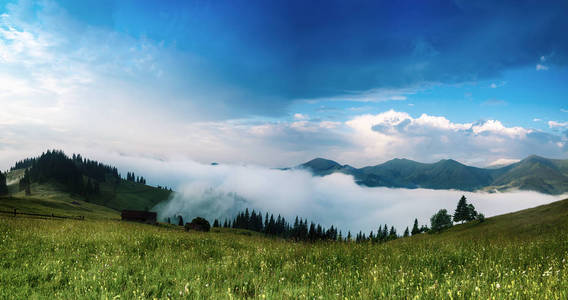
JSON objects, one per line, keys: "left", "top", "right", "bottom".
{"left": 298, "top": 155, "right": 568, "bottom": 195}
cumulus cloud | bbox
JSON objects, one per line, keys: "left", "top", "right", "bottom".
{"left": 153, "top": 160, "right": 567, "bottom": 234}
{"left": 342, "top": 110, "right": 564, "bottom": 167}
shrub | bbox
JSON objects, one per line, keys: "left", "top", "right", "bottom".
{"left": 184, "top": 217, "right": 211, "bottom": 232}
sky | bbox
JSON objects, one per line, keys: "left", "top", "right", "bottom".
{"left": 1, "top": 0, "right": 568, "bottom": 177}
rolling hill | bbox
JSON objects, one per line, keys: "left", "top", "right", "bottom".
{"left": 0, "top": 150, "right": 172, "bottom": 217}
{"left": 299, "top": 155, "right": 568, "bottom": 194}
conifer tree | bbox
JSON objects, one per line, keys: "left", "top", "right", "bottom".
{"left": 411, "top": 218, "right": 420, "bottom": 235}
{"left": 403, "top": 227, "right": 410, "bottom": 237}
{"left": 467, "top": 203, "right": 478, "bottom": 221}
{"left": 388, "top": 226, "right": 397, "bottom": 240}
{"left": 453, "top": 195, "right": 470, "bottom": 223}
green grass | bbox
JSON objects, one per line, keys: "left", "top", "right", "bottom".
{"left": 0, "top": 183, "right": 119, "bottom": 219}
{"left": 1, "top": 199, "right": 568, "bottom": 298}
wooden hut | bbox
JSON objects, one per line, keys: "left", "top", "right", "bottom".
{"left": 121, "top": 210, "right": 157, "bottom": 224}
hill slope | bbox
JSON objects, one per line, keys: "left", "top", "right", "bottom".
{"left": 299, "top": 155, "right": 568, "bottom": 194}
{"left": 1, "top": 197, "right": 567, "bottom": 298}
{"left": 1, "top": 150, "right": 172, "bottom": 215}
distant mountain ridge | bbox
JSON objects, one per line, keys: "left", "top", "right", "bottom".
{"left": 298, "top": 155, "right": 568, "bottom": 195}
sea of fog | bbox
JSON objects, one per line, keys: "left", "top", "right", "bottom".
{"left": 149, "top": 161, "right": 567, "bottom": 234}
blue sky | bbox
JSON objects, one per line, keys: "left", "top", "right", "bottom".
{"left": 0, "top": 0, "right": 567, "bottom": 172}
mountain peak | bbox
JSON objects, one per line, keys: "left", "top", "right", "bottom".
{"left": 435, "top": 159, "right": 464, "bottom": 166}
{"left": 301, "top": 158, "right": 340, "bottom": 170}
{"left": 523, "top": 154, "right": 545, "bottom": 161}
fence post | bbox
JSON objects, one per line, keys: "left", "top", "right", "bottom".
{"left": 14, "top": 208, "right": 17, "bottom": 217}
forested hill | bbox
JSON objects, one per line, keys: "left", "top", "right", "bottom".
{"left": 2, "top": 150, "right": 172, "bottom": 212}
{"left": 299, "top": 155, "right": 568, "bottom": 195}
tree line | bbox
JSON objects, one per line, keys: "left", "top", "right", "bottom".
{"left": 126, "top": 172, "right": 146, "bottom": 185}
{"left": 208, "top": 209, "right": 408, "bottom": 243}
{"left": 205, "top": 195, "right": 484, "bottom": 243}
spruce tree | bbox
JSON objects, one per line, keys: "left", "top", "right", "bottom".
{"left": 453, "top": 195, "right": 469, "bottom": 223}
{"left": 403, "top": 227, "right": 410, "bottom": 237}
{"left": 411, "top": 218, "right": 420, "bottom": 235}
{"left": 388, "top": 226, "right": 397, "bottom": 240}
{"left": 467, "top": 203, "right": 478, "bottom": 221}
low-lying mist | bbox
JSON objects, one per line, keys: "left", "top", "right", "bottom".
{"left": 152, "top": 161, "right": 566, "bottom": 234}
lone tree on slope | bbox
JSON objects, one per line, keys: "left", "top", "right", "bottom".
{"left": 430, "top": 209, "right": 453, "bottom": 232}
{"left": 454, "top": 195, "right": 479, "bottom": 223}
{"left": 453, "top": 195, "right": 470, "bottom": 223}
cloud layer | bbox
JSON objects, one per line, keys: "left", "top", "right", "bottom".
{"left": 1, "top": 108, "right": 566, "bottom": 171}
{"left": 154, "top": 161, "right": 567, "bottom": 234}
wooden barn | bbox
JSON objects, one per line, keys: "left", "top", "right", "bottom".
{"left": 121, "top": 210, "right": 157, "bottom": 224}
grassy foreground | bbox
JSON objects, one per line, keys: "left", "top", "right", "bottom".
{"left": 1, "top": 200, "right": 568, "bottom": 299}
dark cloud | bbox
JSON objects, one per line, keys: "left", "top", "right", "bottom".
{"left": 13, "top": 0, "right": 568, "bottom": 118}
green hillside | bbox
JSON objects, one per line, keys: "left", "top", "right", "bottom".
{"left": 0, "top": 175, "right": 172, "bottom": 219}
{"left": 487, "top": 155, "right": 568, "bottom": 194}
{"left": 1, "top": 197, "right": 568, "bottom": 298}
{"left": 84, "top": 177, "right": 172, "bottom": 212}
{"left": 1, "top": 150, "right": 172, "bottom": 216}
{"left": 0, "top": 183, "right": 119, "bottom": 219}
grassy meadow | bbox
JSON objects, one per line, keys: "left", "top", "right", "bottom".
{"left": 1, "top": 198, "right": 568, "bottom": 299}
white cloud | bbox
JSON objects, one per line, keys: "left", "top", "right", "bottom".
{"left": 533, "top": 118, "right": 542, "bottom": 122}
{"left": 342, "top": 110, "right": 563, "bottom": 167}
{"left": 487, "top": 158, "right": 520, "bottom": 167}
{"left": 561, "top": 109, "right": 568, "bottom": 113}
{"left": 319, "top": 121, "right": 341, "bottom": 129}
{"left": 549, "top": 121, "right": 568, "bottom": 128}
{"left": 293, "top": 113, "right": 308, "bottom": 120}
{"left": 536, "top": 64, "right": 549, "bottom": 71}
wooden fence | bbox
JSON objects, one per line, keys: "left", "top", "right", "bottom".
{"left": 0, "top": 209, "right": 84, "bottom": 220}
